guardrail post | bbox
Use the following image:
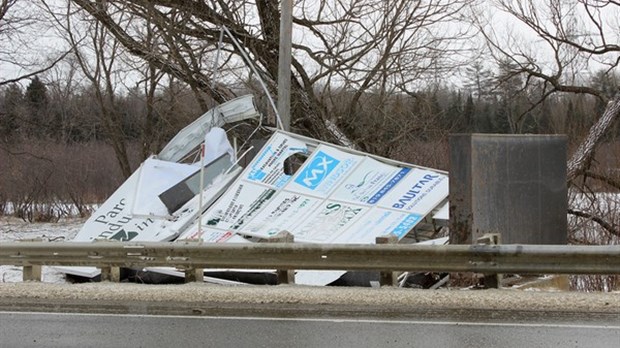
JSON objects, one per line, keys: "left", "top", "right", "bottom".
{"left": 18, "top": 238, "right": 43, "bottom": 282}
{"left": 23, "top": 265, "right": 42, "bottom": 282}
{"left": 100, "top": 266, "right": 120, "bottom": 282}
{"left": 377, "top": 234, "right": 399, "bottom": 286}
{"left": 184, "top": 268, "right": 204, "bottom": 283}
{"left": 178, "top": 239, "right": 205, "bottom": 283}
{"left": 477, "top": 233, "right": 501, "bottom": 289}
{"left": 94, "top": 239, "right": 121, "bottom": 282}
{"left": 267, "top": 231, "right": 295, "bottom": 284}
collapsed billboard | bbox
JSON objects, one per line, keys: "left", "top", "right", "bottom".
{"left": 179, "top": 131, "right": 449, "bottom": 247}
{"left": 62, "top": 95, "right": 449, "bottom": 285}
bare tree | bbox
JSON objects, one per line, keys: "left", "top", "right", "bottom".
{"left": 0, "top": 0, "right": 70, "bottom": 86}
{"left": 65, "top": 0, "right": 474, "bottom": 148}
{"left": 474, "top": 0, "right": 620, "bottom": 250}
{"left": 44, "top": 0, "right": 134, "bottom": 177}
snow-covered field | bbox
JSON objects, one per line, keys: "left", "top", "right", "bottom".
{"left": 0, "top": 217, "right": 84, "bottom": 283}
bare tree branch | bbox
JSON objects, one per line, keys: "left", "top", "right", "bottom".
{"left": 568, "top": 208, "right": 620, "bottom": 238}
{"left": 567, "top": 94, "right": 620, "bottom": 181}
{"left": 0, "top": 50, "right": 71, "bottom": 86}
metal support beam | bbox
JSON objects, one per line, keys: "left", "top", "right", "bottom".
{"left": 277, "top": 0, "right": 293, "bottom": 131}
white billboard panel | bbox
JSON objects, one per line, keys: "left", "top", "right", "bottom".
{"left": 292, "top": 201, "right": 368, "bottom": 243}
{"left": 131, "top": 159, "right": 200, "bottom": 217}
{"left": 73, "top": 158, "right": 196, "bottom": 242}
{"left": 240, "top": 192, "right": 323, "bottom": 238}
{"left": 286, "top": 145, "right": 363, "bottom": 197}
{"left": 330, "top": 157, "right": 410, "bottom": 204}
{"left": 331, "top": 208, "right": 423, "bottom": 244}
{"left": 244, "top": 132, "right": 309, "bottom": 188}
{"left": 194, "top": 132, "right": 448, "bottom": 246}
{"left": 377, "top": 168, "right": 448, "bottom": 216}
{"left": 198, "top": 181, "right": 276, "bottom": 231}
{"left": 179, "top": 226, "right": 249, "bottom": 243}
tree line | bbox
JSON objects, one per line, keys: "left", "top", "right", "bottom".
{"left": 2, "top": 65, "right": 617, "bottom": 158}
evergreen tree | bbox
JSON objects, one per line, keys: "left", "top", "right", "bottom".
{"left": 520, "top": 113, "right": 538, "bottom": 133}
{"left": 493, "top": 99, "right": 512, "bottom": 133}
{"left": 25, "top": 76, "right": 48, "bottom": 109}
{"left": 445, "top": 91, "right": 463, "bottom": 132}
{"left": 24, "top": 76, "right": 49, "bottom": 137}
{"left": 475, "top": 103, "right": 494, "bottom": 133}
{"left": 462, "top": 94, "right": 475, "bottom": 133}
{"left": 0, "top": 84, "right": 24, "bottom": 139}
{"left": 463, "top": 60, "right": 495, "bottom": 101}
{"left": 495, "top": 59, "right": 527, "bottom": 133}
{"left": 536, "top": 99, "right": 553, "bottom": 134}
{"left": 428, "top": 90, "right": 446, "bottom": 132}
{"left": 590, "top": 69, "right": 619, "bottom": 100}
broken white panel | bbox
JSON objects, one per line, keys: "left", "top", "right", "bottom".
{"left": 195, "top": 182, "right": 276, "bottom": 231}
{"left": 433, "top": 201, "right": 449, "bottom": 221}
{"left": 72, "top": 164, "right": 174, "bottom": 242}
{"left": 157, "top": 166, "right": 243, "bottom": 240}
{"left": 53, "top": 266, "right": 100, "bottom": 278}
{"left": 295, "top": 270, "right": 346, "bottom": 287}
{"left": 377, "top": 169, "right": 449, "bottom": 216}
{"left": 203, "top": 127, "right": 235, "bottom": 163}
{"left": 158, "top": 94, "right": 260, "bottom": 162}
{"left": 286, "top": 145, "right": 363, "bottom": 197}
{"left": 131, "top": 158, "right": 200, "bottom": 218}
{"left": 244, "top": 132, "right": 309, "bottom": 188}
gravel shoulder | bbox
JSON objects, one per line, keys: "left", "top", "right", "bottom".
{"left": 1, "top": 282, "right": 618, "bottom": 320}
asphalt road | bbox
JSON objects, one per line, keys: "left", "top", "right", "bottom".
{"left": 1, "top": 311, "right": 618, "bottom": 348}
{"left": 1, "top": 283, "right": 618, "bottom": 347}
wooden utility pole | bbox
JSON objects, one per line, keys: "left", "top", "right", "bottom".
{"left": 277, "top": 0, "right": 293, "bottom": 131}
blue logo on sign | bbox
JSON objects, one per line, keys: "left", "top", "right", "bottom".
{"left": 392, "top": 214, "right": 422, "bottom": 238}
{"left": 368, "top": 168, "right": 410, "bottom": 204}
{"left": 294, "top": 151, "right": 339, "bottom": 190}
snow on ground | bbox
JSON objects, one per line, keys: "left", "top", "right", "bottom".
{"left": 0, "top": 217, "right": 83, "bottom": 283}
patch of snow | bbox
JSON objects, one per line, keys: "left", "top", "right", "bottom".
{"left": 0, "top": 217, "right": 83, "bottom": 283}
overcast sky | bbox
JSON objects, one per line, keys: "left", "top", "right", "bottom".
{"left": 1, "top": 1, "right": 618, "bottom": 90}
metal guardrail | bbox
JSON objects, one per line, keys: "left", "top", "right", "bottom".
{"left": 1, "top": 242, "right": 619, "bottom": 283}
